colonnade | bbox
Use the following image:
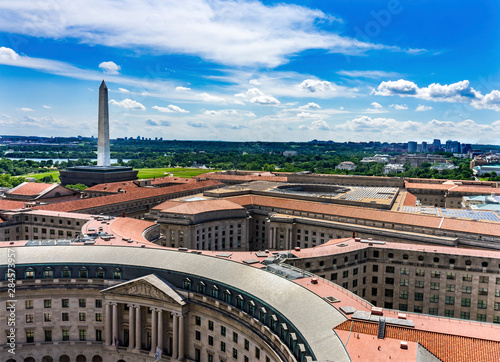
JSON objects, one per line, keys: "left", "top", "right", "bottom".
{"left": 104, "top": 301, "right": 186, "bottom": 359}
{"left": 269, "top": 225, "right": 293, "bottom": 250}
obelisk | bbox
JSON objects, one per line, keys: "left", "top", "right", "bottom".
{"left": 97, "top": 80, "right": 110, "bottom": 167}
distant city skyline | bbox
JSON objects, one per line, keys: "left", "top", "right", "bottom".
{"left": 1, "top": 0, "right": 499, "bottom": 143}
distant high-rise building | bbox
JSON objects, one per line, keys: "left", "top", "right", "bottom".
{"left": 421, "top": 141, "right": 427, "bottom": 153}
{"left": 408, "top": 141, "right": 417, "bottom": 153}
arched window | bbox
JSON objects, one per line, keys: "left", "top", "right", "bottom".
{"left": 223, "top": 290, "right": 231, "bottom": 304}
{"left": 183, "top": 278, "right": 192, "bottom": 291}
{"left": 403, "top": 254, "right": 409, "bottom": 260}
{"left": 280, "top": 323, "right": 288, "bottom": 341}
{"left": 79, "top": 267, "right": 88, "bottom": 278}
{"left": 96, "top": 267, "right": 105, "bottom": 279}
{"left": 236, "top": 295, "right": 244, "bottom": 309}
{"left": 43, "top": 267, "right": 53, "bottom": 278}
{"left": 113, "top": 268, "right": 121, "bottom": 279}
{"left": 42, "top": 356, "right": 54, "bottom": 362}
{"left": 61, "top": 266, "right": 71, "bottom": 278}
{"left": 76, "top": 356, "right": 86, "bottom": 362}
{"left": 25, "top": 267, "right": 34, "bottom": 279}
{"left": 210, "top": 285, "right": 219, "bottom": 299}
{"left": 197, "top": 281, "right": 206, "bottom": 294}
{"left": 59, "top": 355, "right": 70, "bottom": 362}
{"left": 91, "top": 357, "right": 103, "bottom": 362}
{"left": 268, "top": 314, "right": 278, "bottom": 331}
{"left": 259, "top": 307, "right": 267, "bottom": 323}
{"left": 248, "top": 300, "right": 256, "bottom": 316}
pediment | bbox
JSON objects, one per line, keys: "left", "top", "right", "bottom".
{"left": 101, "top": 274, "right": 186, "bottom": 306}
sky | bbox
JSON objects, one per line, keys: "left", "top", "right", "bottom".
{"left": 0, "top": 0, "right": 500, "bottom": 143}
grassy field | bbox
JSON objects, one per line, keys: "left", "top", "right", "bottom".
{"left": 20, "top": 168, "right": 216, "bottom": 183}
{"left": 136, "top": 168, "right": 217, "bottom": 179}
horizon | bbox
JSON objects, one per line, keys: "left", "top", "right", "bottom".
{"left": 1, "top": 1, "right": 499, "bottom": 143}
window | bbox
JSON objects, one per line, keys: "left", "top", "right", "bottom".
{"left": 79, "top": 268, "right": 88, "bottom": 278}
{"left": 62, "top": 267, "right": 71, "bottom": 278}
{"left": 479, "top": 276, "right": 489, "bottom": 283}
{"left": 385, "top": 277, "right": 394, "bottom": 285}
{"left": 462, "top": 286, "right": 472, "bottom": 294}
{"left": 431, "top": 271, "right": 440, "bottom": 278}
{"left": 400, "top": 279, "right": 409, "bottom": 286}
{"left": 244, "top": 339, "right": 249, "bottom": 351}
{"left": 79, "top": 299, "right": 86, "bottom": 308}
{"left": 399, "top": 291, "right": 408, "bottom": 299}
{"left": 221, "top": 326, "right": 226, "bottom": 336}
{"left": 62, "top": 329, "right": 69, "bottom": 341}
{"left": 79, "top": 329, "right": 86, "bottom": 341}
{"left": 446, "top": 272, "right": 456, "bottom": 280}
{"left": 113, "top": 269, "right": 122, "bottom": 279}
{"left": 430, "top": 282, "right": 440, "bottom": 290}
{"left": 371, "top": 288, "right": 378, "bottom": 296}
{"left": 25, "top": 268, "right": 34, "bottom": 279}
{"left": 233, "top": 332, "right": 238, "bottom": 343}
{"left": 95, "top": 313, "right": 103, "bottom": 322}
{"left": 460, "top": 312, "right": 470, "bottom": 320}
{"left": 430, "top": 295, "right": 439, "bottom": 303}
{"left": 96, "top": 329, "right": 102, "bottom": 342}
{"left": 221, "top": 341, "right": 226, "bottom": 352}
{"left": 342, "top": 270, "right": 349, "bottom": 278}
{"left": 446, "top": 284, "right": 455, "bottom": 292}
{"left": 461, "top": 298, "right": 471, "bottom": 307}
{"left": 26, "top": 330, "right": 34, "bottom": 343}
{"left": 373, "top": 250, "right": 379, "bottom": 258}
{"left": 477, "top": 300, "right": 487, "bottom": 309}
{"left": 414, "top": 306, "right": 423, "bottom": 313}
{"left": 62, "top": 313, "right": 69, "bottom": 321}
{"left": 479, "top": 288, "right": 488, "bottom": 296}
{"left": 399, "top": 304, "right": 408, "bottom": 311}
{"left": 44, "top": 299, "right": 52, "bottom": 308}
{"left": 415, "top": 280, "right": 424, "bottom": 288}
{"left": 415, "top": 269, "right": 425, "bottom": 277}
{"left": 462, "top": 274, "right": 472, "bottom": 282}
{"left": 353, "top": 268, "right": 358, "bottom": 275}
{"left": 43, "top": 268, "right": 53, "bottom": 278}
{"left": 208, "top": 335, "right": 214, "bottom": 346}
{"left": 255, "top": 347, "right": 261, "bottom": 359}
{"left": 385, "top": 266, "right": 395, "bottom": 273}
{"left": 209, "top": 320, "right": 214, "bottom": 331}
{"left": 195, "top": 316, "right": 201, "bottom": 326}
{"left": 233, "top": 348, "right": 238, "bottom": 359}
{"left": 44, "top": 312, "right": 51, "bottom": 322}
{"left": 96, "top": 299, "right": 102, "bottom": 308}
{"left": 45, "top": 329, "right": 52, "bottom": 342}
{"left": 26, "top": 314, "right": 34, "bottom": 323}
{"left": 400, "top": 268, "right": 409, "bottom": 275}
{"left": 331, "top": 273, "right": 337, "bottom": 281}
{"left": 372, "top": 265, "right": 379, "bottom": 272}
{"left": 195, "top": 330, "right": 201, "bottom": 341}
{"left": 429, "top": 308, "right": 438, "bottom": 315}
{"left": 445, "top": 310, "right": 454, "bottom": 318}
{"left": 414, "top": 293, "right": 423, "bottom": 301}
{"left": 372, "top": 276, "right": 378, "bottom": 284}
{"left": 26, "top": 300, "right": 33, "bottom": 309}
{"left": 79, "top": 312, "right": 86, "bottom": 322}
{"left": 96, "top": 268, "right": 105, "bottom": 278}
{"left": 445, "top": 296, "right": 455, "bottom": 305}
{"left": 477, "top": 314, "right": 487, "bottom": 322}
{"left": 495, "top": 302, "right": 500, "bottom": 311}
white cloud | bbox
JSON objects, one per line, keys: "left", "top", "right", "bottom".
{"left": 373, "top": 79, "right": 500, "bottom": 111}
{"left": 337, "top": 70, "right": 402, "bottom": 79}
{"left": 118, "top": 88, "right": 130, "bottom": 93}
{"left": 298, "top": 120, "right": 330, "bottom": 131}
{"left": 42, "top": 105, "right": 52, "bottom": 109}
{"left": 236, "top": 88, "right": 280, "bottom": 106}
{"left": 416, "top": 104, "right": 432, "bottom": 111}
{"left": 175, "top": 86, "right": 191, "bottom": 91}
{"left": 200, "top": 92, "right": 226, "bottom": 103}
{"left": 145, "top": 119, "right": 171, "bottom": 127}
{"left": 299, "top": 102, "right": 321, "bottom": 109}
{"left": 109, "top": 99, "right": 146, "bottom": 110}
{"left": 0, "top": 46, "right": 19, "bottom": 61}
{"left": 203, "top": 109, "right": 255, "bottom": 117}
{"left": 18, "top": 107, "right": 33, "bottom": 112}
{"left": 249, "top": 79, "right": 261, "bottom": 86}
{"left": 152, "top": 105, "right": 189, "bottom": 113}
{"left": 371, "top": 102, "right": 383, "bottom": 109}
{"left": 99, "top": 61, "right": 121, "bottom": 74}
{"left": 297, "top": 112, "right": 322, "bottom": 119}
{"left": 298, "top": 79, "right": 335, "bottom": 93}
{"left": 389, "top": 104, "right": 408, "bottom": 110}
{"left": 188, "top": 121, "right": 208, "bottom": 128}
{"left": 0, "top": 1, "right": 418, "bottom": 68}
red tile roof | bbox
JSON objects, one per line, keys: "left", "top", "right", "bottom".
{"left": 0, "top": 199, "right": 27, "bottom": 211}
{"left": 196, "top": 173, "right": 287, "bottom": 182}
{"left": 85, "top": 181, "right": 140, "bottom": 193}
{"left": 34, "top": 180, "right": 222, "bottom": 213}
{"left": 336, "top": 320, "right": 500, "bottom": 362}
{"left": 7, "top": 182, "right": 56, "bottom": 196}
{"left": 402, "top": 192, "right": 416, "bottom": 206}
{"left": 158, "top": 199, "right": 245, "bottom": 214}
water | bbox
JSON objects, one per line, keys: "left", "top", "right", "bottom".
{"left": 6, "top": 158, "right": 130, "bottom": 163}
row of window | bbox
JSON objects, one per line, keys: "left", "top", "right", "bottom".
{"left": 23, "top": 298, "right": 102, "bottom": 309}
{"left": 22, "top": 328, "right": 101, "bottom": 343}
{"left": 24, "top": 312, "right": 103, "bottom": 323}
{"left": 19, "top": 267, "right": 121, "bottom": 280}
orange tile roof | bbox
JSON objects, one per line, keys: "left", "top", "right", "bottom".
{"left": 159, "top": 199, "right": 245, "bottom": 214}
{"left": 196, "top": 173, "right": 287, "bottom": 182}
{"left": 34, "top": 180, "right": 222, "bottom": 213}
{"left": 0, "top": 199, "right": 27, "bottom": 210}
{"left": 336, "top": 320, "right": 500, "bottom": 362}
{"left": 402, "top": 192, "right": 416, "bottom": 206}
{"left": 226, "top": 194, "right": 500, "bottom": 236}
{"left": 150, "top": 177, "right": 195, "bottom": 185}
{"left": 8, "top": 182, "right": 55, "bottom": 196}
{"left": 85, "top": 181, "right": 140, "bottom": 193}
{"left": 405, "top": 182, "right": 455, "bottom": 190}
{"left": 448, "top": 185, "right": 499, "bottom": 194}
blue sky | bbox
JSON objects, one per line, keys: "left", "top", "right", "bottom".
{"left": 0, "top": 0, "right": 499, "bottom": 143}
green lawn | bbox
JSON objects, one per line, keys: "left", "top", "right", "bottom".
{"left": 23, "top": 170, "right": 60, "bottom": 182}
{"left": 19, "top": 168, "right": 216, "bottom": 183}
{"left": 136, "top": 168, "right": 217, "bottom": 179}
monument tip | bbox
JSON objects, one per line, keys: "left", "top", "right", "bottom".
{"left": 100, "top": 80, "right": 107, "bottom": 89}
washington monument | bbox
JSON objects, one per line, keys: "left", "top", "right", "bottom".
{"left": 97, "top": 80, "right": 110, "bottom": 167}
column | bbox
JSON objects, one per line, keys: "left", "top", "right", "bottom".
{"left": 172, "top": 314, "right": 179, "bottom": 359}
{"left": 158, "top": 309, "right": 164, "bottom": 352}
{"left": 178, "top": 313, "right": 185, "bottom": 360}
{"left": 105, "top": 302, "right": 112, "bottom": 345}
{"left": 268, "top": 227, "right": 274, "bottom": 249}
{"left": 112, "top": 303, "right": 119, "bottom": 345}
{"left": 128, "top": 304, "right": 135, "bottom": 348}
{"left": 135, "top": 306, "right": 142, "bottom": 350}
{"left": 151, "top": 309, "right": 157, "bottom": 352}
